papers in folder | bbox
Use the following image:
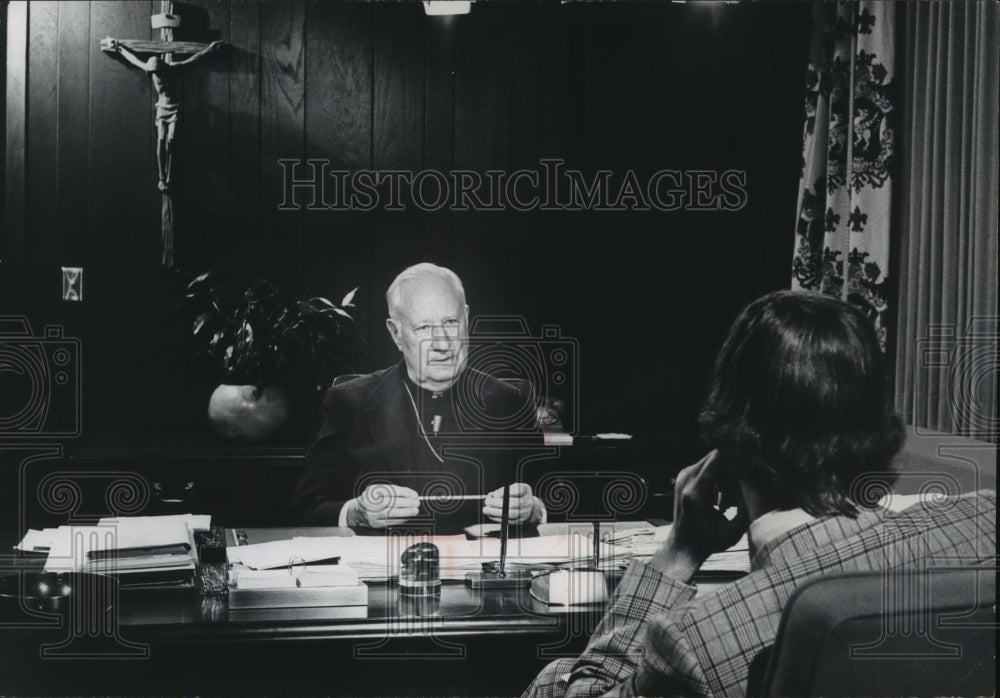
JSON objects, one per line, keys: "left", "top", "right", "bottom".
{"left": 230, "top": 533, "right": 626, "bottom": 581}
{"left": 227, "top": 536, "right": 348, "bottom": 569}
{"left": 16, "top": 514, "right": 210, "bottom": 555}
{"left": 226, "top": 526, "right": 751, "bottom": 580}
{"left": 598, "top": 525, "right": 750, "bottom": 574}
{"left": 228, "top": 565, "right": 368, "bottom": 611}
{"left": 16, "top": 515, "right": 209, "bottom": 580}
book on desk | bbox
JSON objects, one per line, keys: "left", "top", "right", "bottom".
{"left": 226, "top": 527, "right": 369, "bottom": 612}
{"left": 17, "top": 514, "right": 208, "bottom": 592}
{"left": 228, "top": 564, "right": 369, "bottom": 611}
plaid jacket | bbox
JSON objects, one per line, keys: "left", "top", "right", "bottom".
{"left": 524, "top": 490, "right": 997, "bottom": 697}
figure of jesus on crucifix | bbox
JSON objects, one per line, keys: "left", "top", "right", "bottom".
{"left": 101, "top": 38, "right": 221, "bottom": 192}
{"left": 99, "top": 0, "right": 224, "bottom": 268}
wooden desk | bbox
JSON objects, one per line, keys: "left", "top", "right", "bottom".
{"left": 116, "top": 577, "right": 591, "bottom": 643}
{"left": 0, "top": 544, "right": 608, "bottom": 695}
{"left": 1, "top": 522, "right": 745, "bottom": 695}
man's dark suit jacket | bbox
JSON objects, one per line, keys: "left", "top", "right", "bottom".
{"left": 291, "top": 362, "right": 534, "bottom": 534}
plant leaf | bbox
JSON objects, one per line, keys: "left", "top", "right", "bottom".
{"left": 188, "top": 270, "right": 214, "bottom": 290}
{"left": 192, "top": 312, "right": 213, "bottom": 336}
{"left": 181, "top": 270, "right": 365, "bottom": 388}
{"left": 341, "top": 287, "right": 358, "bottom": 308}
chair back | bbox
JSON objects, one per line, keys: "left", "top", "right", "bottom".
{"left": 758, "top": 568, "right": 996, "bottom": 697}
{"left": 331, "top": 374, "right": 364, "bottom": 387}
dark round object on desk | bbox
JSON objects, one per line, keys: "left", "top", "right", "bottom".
{"left": 0, "top": 571, "right": 117, "bottom": 616}
{"left": 399, "top": 542, "right": 441, "bottom": 596}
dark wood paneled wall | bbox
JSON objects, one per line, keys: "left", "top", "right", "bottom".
{"left": 3, "top": 1, "right": 810, "bottom": 465}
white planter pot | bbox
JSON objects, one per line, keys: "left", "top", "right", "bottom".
{"left": 207, "top": 384, "right": 290, "bottom": 441}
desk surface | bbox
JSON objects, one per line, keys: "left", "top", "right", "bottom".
{"left": 118, "top": 576, "right": 591, "bottom": 644}
{"left": 0, "top": 546, "right": 605, "bottom": 696}
{"left": 0, "top": 529, "right": 624, "bottom": 646}
{"left": 2, "top": 526, "right": 743, "bottom": 644}
{"left": 0, "top": 528, "right": 745, "bottom": 696}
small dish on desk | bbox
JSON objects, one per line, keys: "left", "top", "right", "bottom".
{"left": 0, "top": 571, "right": 116, "bottom": 615}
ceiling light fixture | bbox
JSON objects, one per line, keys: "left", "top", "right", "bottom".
{"left": 423, "top": 1, "right": 472, "bottom": 16}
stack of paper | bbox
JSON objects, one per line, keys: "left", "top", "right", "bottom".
{"left": 222, "top": 524, "right": 751, "bottom": 582}
{"left": 228, "top": 564, "right": 368, "bottom": 610}
{"left": 17, "top": 514, "right": 209, "bottom": 589}
{"left": 227, "top": 533, "right": 622, "bottom": 581}
{"left": 596, "top": 525, "right": 751, "bottom": 574}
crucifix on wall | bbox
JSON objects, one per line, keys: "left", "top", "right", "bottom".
{"left": 100, "top": 1, "right": 223, "bottom": 268}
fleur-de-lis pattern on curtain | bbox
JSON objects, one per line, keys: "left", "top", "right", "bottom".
{"left": 792, "top": 1, "right": 895, "bottom": 348}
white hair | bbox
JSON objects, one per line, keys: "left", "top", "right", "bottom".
{"left": 385, "top": 263, "right": 466, "bottom": 320}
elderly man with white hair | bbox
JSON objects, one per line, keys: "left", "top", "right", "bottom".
{"left": 292, "top": 263, "right": 545, "bottom": 534}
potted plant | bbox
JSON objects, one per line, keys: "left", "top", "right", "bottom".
{"left": 181, "top": 271, "right": 364, "bottom": 441}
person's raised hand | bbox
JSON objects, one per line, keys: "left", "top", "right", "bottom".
{"left": 651, "top": 451, "right": 749, "bottom": 582}
{"left": 483, "top": 483, "right": 535, "bottom": 524}
{"left": 348, "top": 484, "right": 420, "bottom": 528}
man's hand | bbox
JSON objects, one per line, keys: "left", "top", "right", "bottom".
{"left": 347, "top": 484, "right": 420, "bottom": 528}
{"left": 650, "top": 451, "right": 749, "bottom": 583}
{"left": 483, "top": 483, "right": 536, "bottom": 524}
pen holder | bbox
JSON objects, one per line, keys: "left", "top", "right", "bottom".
{"left": 399, "top": 542, "right": 441, "bottom": 596}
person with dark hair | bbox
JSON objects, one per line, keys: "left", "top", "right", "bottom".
{"left": 525, "top": 290, "right": 995, "bottom": 698}
{"left": 699, "top": 289, "right": 905, "bottom": 517}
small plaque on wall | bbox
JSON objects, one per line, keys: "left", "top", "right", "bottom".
{"left": 61, "top": 267, "right": 83, "bottom": 301}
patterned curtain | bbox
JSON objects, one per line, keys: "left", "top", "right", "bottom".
{"left": 791, "top": 1, "right": 896, "bottom": 348}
